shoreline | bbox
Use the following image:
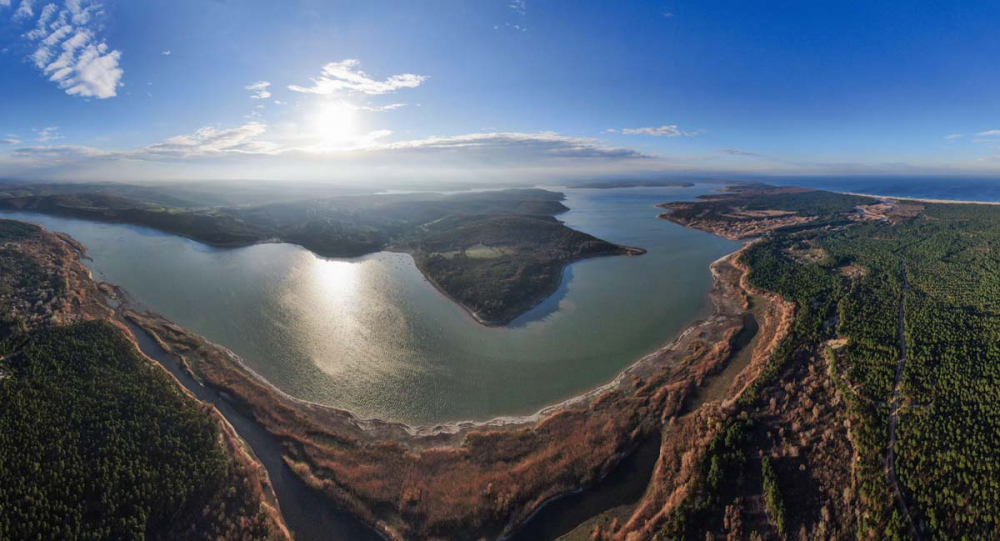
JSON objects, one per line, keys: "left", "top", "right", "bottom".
{"left": 13, "top": 207, "right": 766, "bottom": 540}
{"left": 0, "top": 214, "right": 705, "bottom": 433}
{"left": 120, "top": 239, "right": 746, "bottom": 436}
{"left": 117, "top": 243, "right": 749, "bottom": 438}
{"left": 831, "top": 190, "right": 1000, "bottom": 205}
{"left": 0, "top": 208, "right": 643, "bottom": 329}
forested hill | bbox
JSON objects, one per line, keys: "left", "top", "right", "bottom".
{"left": 0, "top": 184, "right": 643, "bottom": 325}
{"left": 0, "top": 219, "right": 289, "bottom": 540}
{"left": 657, "top": 184, "right": 1000, "bottom": 539}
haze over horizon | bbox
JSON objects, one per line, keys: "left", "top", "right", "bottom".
{"left": 3, "top": 0, "right": 1000, "bottom": 185}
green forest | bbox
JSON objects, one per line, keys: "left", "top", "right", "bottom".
{"left": 666, "top": 188, "right": 1000, "bottom": 539}
{"left": 0, "top": 321, "right": 284, "bottom": 540}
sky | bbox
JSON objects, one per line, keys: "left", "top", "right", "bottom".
{"left": 2, "top": 0, "right": 1000, "bottom": 185}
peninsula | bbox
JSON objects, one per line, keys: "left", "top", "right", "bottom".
{"left": 0, "top": 183, "right": 643, "bottom": 325}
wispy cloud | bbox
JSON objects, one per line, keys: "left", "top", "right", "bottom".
{"left": 720, "top": 148, "right": 763, "bottom": 157}
{"left": 35, "top": 126, "right": 62, "bottom": 142}
{"left": 615, "top": 124, "right": 701, "bottom": 137}
{"left": 288, "top": 59, "right": 428, "bottom": 96}
{"left": 138, "top": 122, "right": 274, "bottom": 158}
{"left": 5, "top": 124, "right": 647, "bottom": 169}
{"left": 381, "top": 132, "right": 648, "bottom": 159}
{"left": 509, "top": 0, "right": 526, "bottom": 15}
{"left": 0, "top": 135, "right": 22, "bottom": 145}
{"left": 17, "top": 0, "right": 124, "bottom": 99}
{"left": 13, "top": 0, "right": 33, "bottom": 20}
{"left": 245, "top": 80, "right": 272, "bottom": 99}
{"left": 971, "top": 129, "right": 1000, "bottom": 144}
{"left": 11, "top": 144, "right": 103, "bottom": 161}
{"left": 944, "top": 133, "right": 965, "bottom": 140}
{"left": 161, "top": 49, "right": 171, "bottom": 55}
{"left": 360, "top": 103, "right": 406, "bottom": 112}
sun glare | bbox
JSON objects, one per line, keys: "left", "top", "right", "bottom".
{"left": 313, "top": 101, "right": 358, "bottom": 147}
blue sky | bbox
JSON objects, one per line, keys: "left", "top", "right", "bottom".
{"left": 2, "top": 0, "right": 1000, "bottom": 184}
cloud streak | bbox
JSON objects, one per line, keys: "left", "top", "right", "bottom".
{"left": 380, "top": 132, "right": 647, "bottom": 159}
{"left": 360, "top": 103, "right": 407, "bottom": 112}
{"left": 245, "top": 81, "right": 272, "bottom": 99}
{"left": 35, "top": 126, "right": 62, "bottom": 142}
{"left": 720, "top": 148, "right": 764, "bottom": 157}
{"left": 288, "top": 59, "right": 428, "bottom": 96}
{"left": 2, "top": 124, "right": 648, "bottom": 171}
{"left": 617, "top": 124, "right": 701, "bottom": 137}
{"left": 136, "top": 122, "right": 274, "bottom": 158}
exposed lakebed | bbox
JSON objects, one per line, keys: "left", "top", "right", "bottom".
{"left": 0, "top": 184, "right": 738, "bottom": 424}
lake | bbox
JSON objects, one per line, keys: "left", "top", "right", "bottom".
{"left": 0, "top": 184, "right": 739, "bottom": 424}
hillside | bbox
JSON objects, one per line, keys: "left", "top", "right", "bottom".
{"left": 0, "top": 220, "right": 289, "bottom": 541}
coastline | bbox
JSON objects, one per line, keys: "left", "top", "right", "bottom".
{"left": 0, "top": 207, "right": 643, "bottom": 329}
{"left": 121, "top": 241, "right": 743, "bottom": 436}
{"left": 17, "top": 211, "right": 774, "bottom": 540}
{"left": 114, "top": 238, "right": 762, "bottom": 539}
{"left": 832, "top": 190, "right": 1000, "bottom": 205}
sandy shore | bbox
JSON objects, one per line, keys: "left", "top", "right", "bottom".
{"left": 834, "top": 190, "right": 1000, "bottom": 205}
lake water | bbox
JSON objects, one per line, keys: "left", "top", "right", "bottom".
{"left": 0, "top": 184, "right": 739, "bottom": 424}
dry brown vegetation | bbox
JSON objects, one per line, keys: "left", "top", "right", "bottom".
{"left": 585, "top": 251, "right": 798, "bottom": 541}
{"left": 850, "top": 200, "right": 924, "bottom": 223}
{"left": 657, "top": 202, "right": 817, "bottom": 240}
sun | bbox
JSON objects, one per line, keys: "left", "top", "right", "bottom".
{"left": 313, "top": 101, "right": 358, "bottom": 147}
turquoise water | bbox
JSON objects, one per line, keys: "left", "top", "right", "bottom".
{"left": 0, "top": 185, "right": 738, "bottom": 424}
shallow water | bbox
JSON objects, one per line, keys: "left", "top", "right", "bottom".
{"left": 0, "top": 184, "right": 738, "bottom": 424}
{"left": 127, "top": 323, "right": 381, "bottom": 541}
